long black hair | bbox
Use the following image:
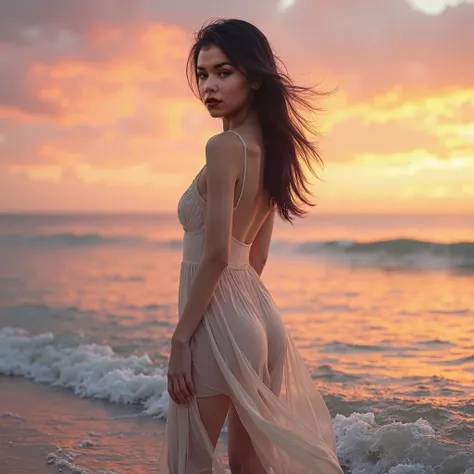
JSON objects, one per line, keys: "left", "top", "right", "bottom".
{"left": 187, "top": 18, "right": 330, "bottom": 223}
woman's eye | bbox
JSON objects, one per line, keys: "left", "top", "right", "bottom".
{"left": 197, "top": 71, "right": 231, "bottom": 80}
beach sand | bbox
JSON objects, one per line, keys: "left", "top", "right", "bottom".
{"left": 0, "top": 376, "right": 167, "bottom": 473}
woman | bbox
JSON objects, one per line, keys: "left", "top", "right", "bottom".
{"left": 160, "top": 18, "right": 344, "bottom": 474}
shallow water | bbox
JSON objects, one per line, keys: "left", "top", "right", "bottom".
{"left": 1, "top": 212, "right": 473, "bottom": 473}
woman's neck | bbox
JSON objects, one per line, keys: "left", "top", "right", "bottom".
{"left": 222, "top": 107, "right": 258, "bottom": 131}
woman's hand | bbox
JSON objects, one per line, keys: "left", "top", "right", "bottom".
{"left": 167, "top": 336, "right": 194, "bottom": 407}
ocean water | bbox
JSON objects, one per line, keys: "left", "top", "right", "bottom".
{"left": 0, "top": 212, "right": 473, "bottom": 473}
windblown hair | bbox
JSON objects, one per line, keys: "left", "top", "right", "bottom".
{"left": 187, "top": 18, "right": 331, "bottom": 223}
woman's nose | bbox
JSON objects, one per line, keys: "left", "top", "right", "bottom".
{"left": 204, "top": 76, "right": 218, "bottom": 92}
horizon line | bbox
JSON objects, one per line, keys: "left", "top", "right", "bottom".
{"left": 0, "top": 210, "right": 473, "bottom": 216}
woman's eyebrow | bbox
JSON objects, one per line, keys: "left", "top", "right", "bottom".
{"left": 197, "top": 61, "right": 233, "bottom": 71}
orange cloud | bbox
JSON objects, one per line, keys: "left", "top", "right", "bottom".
{"left": 0, "top": 22, "right": 219, "bottom": 177}
{"left": 4, "top": 23, "right": 189, "bottom": 125}
{"left": 319, "top": 88, "right": 474, "bottom": 164}
{"left": 1, "top": 0, "right": 473, "bottom": 212}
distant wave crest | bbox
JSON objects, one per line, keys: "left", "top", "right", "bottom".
{"left": 1, "top": 233, "right": 473, "bottom": 272}
{"left": 295, "top": 238, "right": 474, "bottom": 272}
{"left": 0, "top": 233, "right": 182, "bottom": 248}
{"left": 296, "top": 238, "right": 474, "bottom": 259}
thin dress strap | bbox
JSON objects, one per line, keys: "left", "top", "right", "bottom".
{"left": 227, "top": 129, "right": 247, "bottom": 211}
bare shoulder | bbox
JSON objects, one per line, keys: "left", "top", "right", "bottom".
{"left": 205, "top": 131, "right": 244, "bottom": 171}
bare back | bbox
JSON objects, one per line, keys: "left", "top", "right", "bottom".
{"left": 195, "top": 128, "right": 272, "bottom": 245}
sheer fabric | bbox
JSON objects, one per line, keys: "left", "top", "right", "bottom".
{"left": 159, "top": 130, "right": 344, "bottom": 474}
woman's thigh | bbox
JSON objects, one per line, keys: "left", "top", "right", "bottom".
{"left": 185, "top": 394, "right": 230, "bottom": 474}
{"left": 227, "top": 403, "right": 266, "bottom": 474}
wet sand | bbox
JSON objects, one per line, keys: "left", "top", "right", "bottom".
{"left": 0, "top": 376, "right": 165, "bottom": 473}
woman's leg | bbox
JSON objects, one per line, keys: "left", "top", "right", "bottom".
{"left": 227, "top": 403, "right": 267, "bottom": 474}
{"left": 186, "top": 394, "right": 230, "bottom": 474}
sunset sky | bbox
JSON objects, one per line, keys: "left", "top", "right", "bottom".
{"left": 1, "top": 0, "right": 473, "bottom": 213}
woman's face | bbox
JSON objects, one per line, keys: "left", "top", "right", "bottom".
{"left": 196, "top": 45, "right": 253, "bottom": 119}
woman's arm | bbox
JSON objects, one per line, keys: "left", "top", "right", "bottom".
{"left": 172, "top": 132, "right": 242, "bottom": 345}
{"left": 249, "top": 210, "right": 275, "bottom": 276}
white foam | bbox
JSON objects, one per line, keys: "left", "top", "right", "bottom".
{"left": 79, "top": 439, "right": 95, "bottom": 448}
{"left": 386, "top": 465, "right": 435, "bottom": 474}
{"left": 0, "top": 411, "right": 25, "bottom": 421}
{"left": 333, "top": 412, "right": 472, "bottom": 474}
{"left": 1, "top": 328, "right": 472, "bottom": 472}
{"left": 47, "top": 449, "right": 118, "bottom": 474}
{"left": 0, "top": 327, "right": 169, "bottom": 418}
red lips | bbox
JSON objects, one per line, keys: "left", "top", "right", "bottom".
{"left": 205, "top": 98, "right": 222, "bottom": 110}
{"left": 205, "top": 98, "right": 221, "bottom": 105}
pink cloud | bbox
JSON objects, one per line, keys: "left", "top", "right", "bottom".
{"left": 0, "top": 0, "right": 473, "bottom": 211}
{"left": 275, "top": 0, "right": 474, "bottom": 100}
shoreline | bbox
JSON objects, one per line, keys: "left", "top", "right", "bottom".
{"left": 0, "top": 375, "right": 166, "bottom": 473}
